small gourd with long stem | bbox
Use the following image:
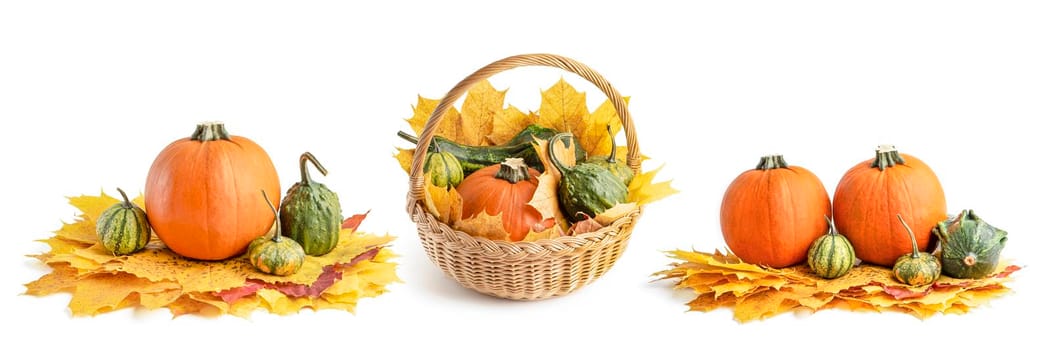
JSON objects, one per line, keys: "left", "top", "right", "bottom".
{"left": 892, "top": 214, "right": 941, "bottom": 286}
{"left": 585, "top": 125, "right": 634, "bottom": 186}
{"left": 249, "top": 190, "right": 306, "bottom": 276}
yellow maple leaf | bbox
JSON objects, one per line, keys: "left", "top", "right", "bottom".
{"left": 394, "top": 147, "right": 414, "bottom": 174}
{"left": 595, "top": 203, "right": 638, "bottom": 226}
{"left": 460, "top": 80, "right": 506, "bottom": 146}
{"left": 537, "top": 78, "right": 630, "bottom": 157}
{"left": 423, "top": 172, "right": 463, "bottom": 224}
{"left": 24, "top": 263, "right": 79, "bottom": 296}
{"left": 68, "top": 272, "right": 164, "bottom": 316}
{"left": 627, "top": 164, "right": 677, "bottom": 206}
{"left": 538, "top": 78, "right": 589, "bottom": 138}
{"left": 580, "top": 97, "right": 627, "bottom": 157}
{"left": 488, "top": 107, "right": 535, "bottom": 145}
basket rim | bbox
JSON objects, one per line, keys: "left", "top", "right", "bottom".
{"left": 410, "top": 199, "right": 644, "bottom": 257}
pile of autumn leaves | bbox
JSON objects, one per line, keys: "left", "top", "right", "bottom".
{"left": 654, "top": 250, "right": 1020, "bottom": 322}
{"left": 396, "top": 79, "right": 675, "bottom": 241}
{"left": 25, "top": 192, "right": 398, "bottom": 317}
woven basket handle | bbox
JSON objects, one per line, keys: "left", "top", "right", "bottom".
{"left": 408, "top": 53, "right": 640, "bottom": 202}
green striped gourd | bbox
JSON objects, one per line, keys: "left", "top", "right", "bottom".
{"left": 249, "top": 190, "right": 305, "bottom": 276}
{"left": 807, "top": 216, "right": 855, "bottom": 279}
{"left": 934, "top": 210, "right": 1008, "bottom": 279}
{"left": 96, "top": 188, "right": 151, "bottom": 255}
{"left": 585, "top": 125, "right": 634, "bottom": 186}
{"left": 280, "top": 152, "right": 342, "bottom": 256}
{"left": 425, "top": 143, "right": 464, "bottom": 188}
{"left": 892, "top": 214, "right": 941, "bottom": 286}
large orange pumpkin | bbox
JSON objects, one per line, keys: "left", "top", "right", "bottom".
{"left": 145, "top": 122, "right": 281, "bottom": 260}
{"left": 456, "top": 158, "right": 547, "bottom": 242}
{"left": 720, "top": 155, "right": 831, "bottom": 268}
{"left": 832, "top": 145, "right": 946, "bottom": 267}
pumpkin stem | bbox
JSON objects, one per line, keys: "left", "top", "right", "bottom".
{"left": 548, "top": 133, "right": 575, "bottom": 175}
{"left": 896, "top": 214, "right": 921, "bottom": 259}
{"left": 871, "top": 144, "right": 906, "bottom": 171}
{"left": 494, "top": 158, "right": 531, "bottom": 184}
{"left": 115, "top": 187, "right": 133, "bottom": 209}
{"left": 298, "top": 152, "right": 329, "bottom": 185}
{"left": 755, "top": 154, "right": 789, "bottom": 170}
{"left": 191, "top": 122, "right": 231, "bottom": 142}
{"left": 604, "top": 124, "right": 618, "bottom": 163}
{"left": 260, "top": 189, "right": 282, "bottom": 243}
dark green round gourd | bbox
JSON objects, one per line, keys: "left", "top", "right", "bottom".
{"left": 550, "top": 133, "right": 628, "bottom": 222}
{"left": 250, "top": 190, "right": 306, "bottom": 276}
{"left": 96, "top": 188, "right": 151, "bottom": 256}
{"left": 424, "top": 143, "right": 464, "bottom": 188}
{"left": 585, "top": 125, "right": 634, "bottom": 186}
{"left": 280, "top": 152, "right": 342, "bottom": 256}
{"left": 892, "top": 214, "right": 941, "bottom": 286}
{"left": 934, "top": 209, "right": 1007, "bottom": 279}
{"left": 807, "top": 216, "right": 856, "bottom": 279}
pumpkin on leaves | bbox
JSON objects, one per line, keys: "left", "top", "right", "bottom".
{"left": 145, "top": 122, "right": 281, "bottom": 261}
{"left": 832, "top": 145, "right": 946, "bottom": 267}
{"left": 720, "top": 154, "right": 831, "bottom": 268}
{"left": 456, "top": 158, "right": 546, "bottom": 242}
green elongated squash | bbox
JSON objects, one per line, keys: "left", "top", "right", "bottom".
{"left": 397, "top": 124, "right": 586, "bottom": 175}
{"left": 550, "top": 133, "right": 628, "bottom": 221}
{"left": 96, "top": 188, "right": 151, "bottom": 256}
{"left": 585, "top": 125, "right": 634, "bottom": 186}
{"left": 280, "top": 152, "right": 342, "bottom": 256}
{"left": 934, "top": 210, "right": 1007, "bottom": 279}
{"left": 807, "top": 216, "right": 856, "bottom": 279}
{"left": 424, "top": 143, "right": 464, "bottom": 188}
{"left": 250, "top": 190, "right": 305, "bottom": 276}
{"left": 892, "top": 214, "right": 941, "bottom": 286}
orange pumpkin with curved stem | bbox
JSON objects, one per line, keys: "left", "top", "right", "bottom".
{"left": 145, "top": 122, "right": 281, "bottom": 260}
{"left": 456, "top": 158, "right": 547, "bottom": 242}
{"left": 720, "top": 154, "right": 831, "bottom": 268}
{"left": 832, "top": 145, "right": 946, "bottom": 267}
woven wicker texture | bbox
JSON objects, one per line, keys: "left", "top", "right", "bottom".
{"left": 406, "top": 53, "right": 644, "bottom": 300}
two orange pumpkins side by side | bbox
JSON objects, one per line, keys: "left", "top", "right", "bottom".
{"left": 721, "top": 146, "right": 945, "bottom": 268}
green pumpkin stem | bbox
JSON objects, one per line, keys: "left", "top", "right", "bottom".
{"left": 604, "top": 125, "right": 617, "bottom": 164}
{"left": 896, "top": 214, "right": 921, "bottom": 259}
{"left": 494, "top": 158, "right": 531, "bottom": 184}
{"left": 548, "top": 133, "right": 575, "bottom": 175}
{"left": 824, "top": 215, "right": 836, "bottom": 236}
{"left": 871, "top": 144, "right": 906, "bottom": 171}
{"left": 260, "top": 190, "right": 282, "bottom": 243}
{"left": 298, "top": 152, "right": 329, "bottom": 185}
{"left": 115, "top": 187, "right": 133, "bottom": 209}
{"left": 755, "top": 154, "right": 789, "bottom": 170}
{"left": 191, "top": 122, "right": 231, "bottom": 142}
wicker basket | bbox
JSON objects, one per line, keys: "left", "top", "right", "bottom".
{"left": 406, "top": 53, "right": 644, "bottom": 300}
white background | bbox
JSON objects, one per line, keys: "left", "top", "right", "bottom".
{"left": 2, "top": 1, "right": 1048, "bottom": 348}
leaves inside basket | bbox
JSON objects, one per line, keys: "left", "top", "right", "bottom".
{"left": 398, "top": 78, "right": 674, "bottom": 242}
